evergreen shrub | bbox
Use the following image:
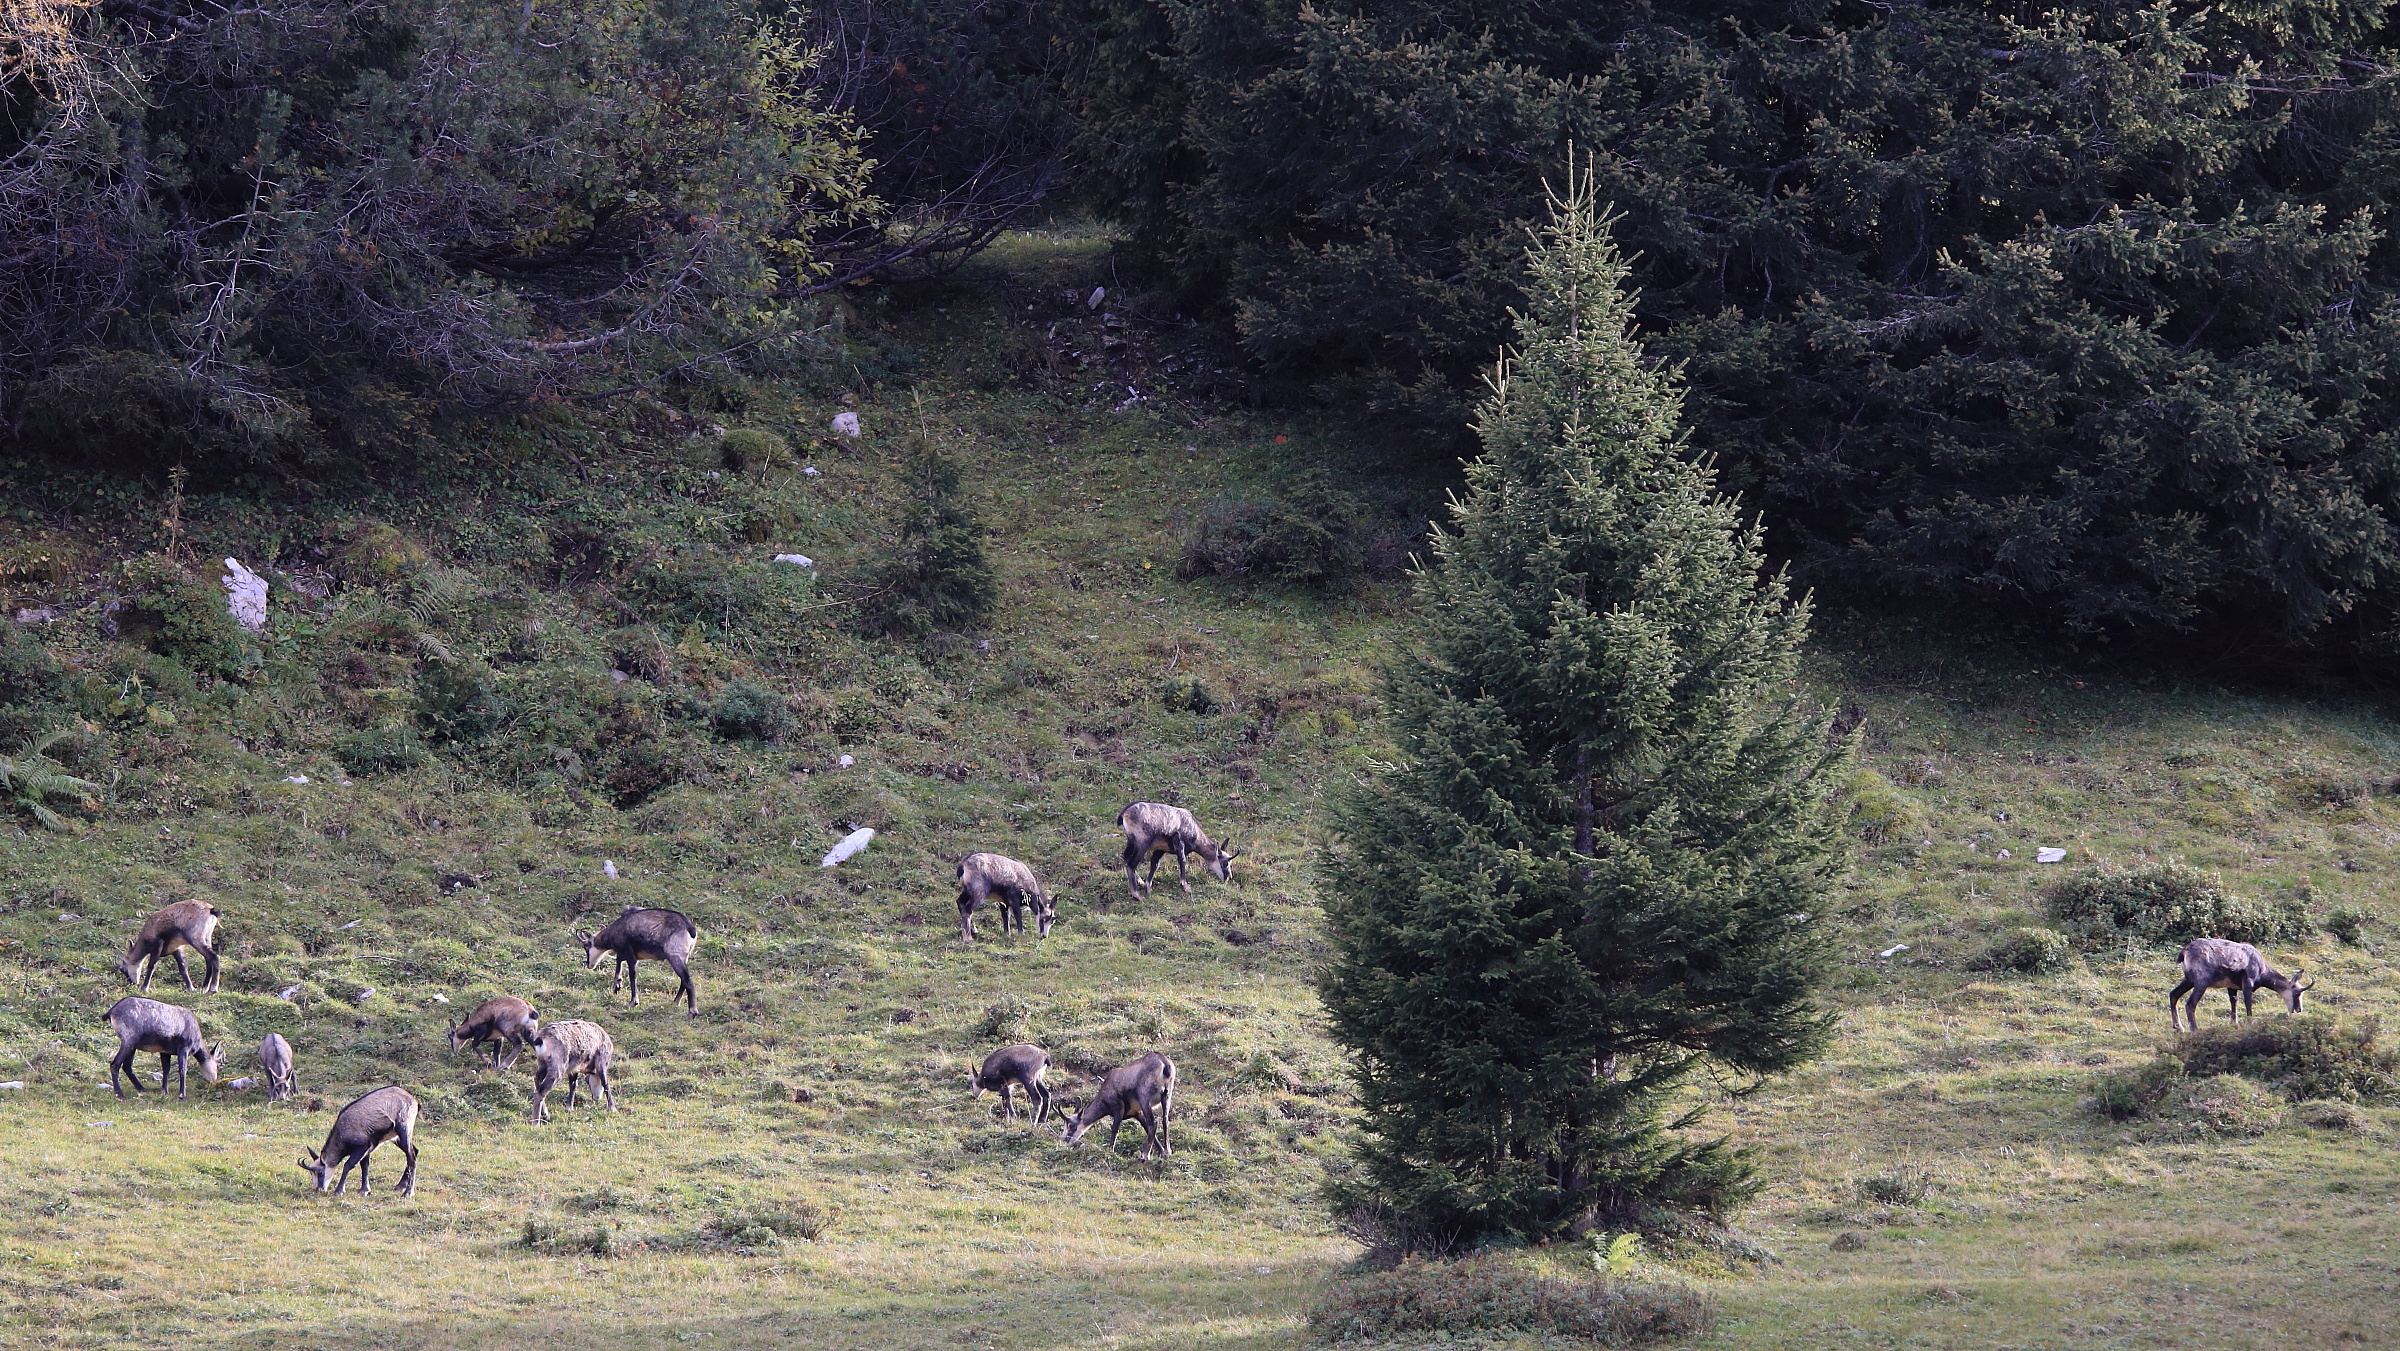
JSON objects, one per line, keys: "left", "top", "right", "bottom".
{"left": 1306, "top": 1257, "right": 1710, "bottom": 1345}
{"left": 119, "top": 556, "right": 248, "bottom": 676}
{"left": 2176, "top": 1017, "right": 2398, "bottom": 1104}
{"left": 2048, "top": 862, "right": 2311, "bottom": 945}
{"left": 1968, "top": 927, "right": 2076, "bottom": 974}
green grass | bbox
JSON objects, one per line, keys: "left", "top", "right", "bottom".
{"left": 2, "top": 226, "right": 2398, "bottom": 1350}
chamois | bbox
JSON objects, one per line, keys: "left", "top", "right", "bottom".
{"left": 298, "top": 1086, "right": 420, "bottom": 1197}
{"left": 1060, "top": 1051, "right": 1175, "bottom": 1160}
{"left": 970, "top": 1043, "right": 1053, "bottom": 1122}
{"left": 114, "top": 899, "right": 223, "bottom": 995}
{"left": 582, "top": 907, "right": 699, "bottom": 1016}
{"left": 530, "top": 1019, "right": 617, "bottom": 1124}
{"left": 955, "top": 852, "right": 1056, "bottom": 941}
{"left": 102, "top": 996, "right": 222, "bottom": 1099}
{"left": 258, "top": 1033, "right": 295, "bottom": 1102}
{"left": 1116, "top": 803, "right": 1237, "bottom": 902}
{"left": 448, "top": 996, "right": 540, "bottom": 1070}
{"left": 2169, "top": 937, "right": 2314, "bottom": 1032}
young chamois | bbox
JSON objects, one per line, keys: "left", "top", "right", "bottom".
{"left": 258, "top": 1033, "right": 295, "bottom": 1102}
{"left": 583, "top": 907, "right": 699, "bottom": 1016}
{"left": 298, "top": 1086, "right": 420, "bottom": 1197}
{"left": 2169, "top": 937, "right": 2314, "bottom": 1032}
{"left": 1060, "top": 1051, "right": 1175, "bottom": 1160}
{"left": 114, "top": 899, "right": 223, "bottom": 994}
{"left": 1116, "top": 803, "right": 1238, "bottom": 902}
{"left": 970, "top": 1043, "right": 1052, "bottom": 1122}
{"left": 530, "top": 1019, "right": 616, "bottom": 1124}
{"left": 102, "top": 996, "right": 222, "bottom": 1099}
{"left": 955, "top": 852, "right": 1056, "bottom": 941}
{"left": 448, "top": 996, "right": 540, "bottom": 1070}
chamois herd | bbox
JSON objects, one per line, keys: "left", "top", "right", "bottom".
{"left": 92, "top": 802, "right": 1238, "bottom": 1195}
{"left": 88, "top": 797, "right": 2329, "bottom": 1200}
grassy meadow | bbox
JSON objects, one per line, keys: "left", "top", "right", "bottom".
{"left": 2, "top": 228, "right": 2397, "bottom": 1351}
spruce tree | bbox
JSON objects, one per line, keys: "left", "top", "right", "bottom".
{"left": 1318, "top": 174, "right": 1853, "bottom": 1248}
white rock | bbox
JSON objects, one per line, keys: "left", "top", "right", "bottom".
{"left": 56, "top": 912, "right": 77, "bottom": 922}
{"left": 221, "top": 558, "right": 269, "bottom": 633}
{"left": 2037, "top": 847, "right": 2068, "bottom": 863}
{"left": 86, "top": 1120, "right": 112, "bottom": 1128}
{"left": 609, "top": 669, "right": 629, "bottom": 684}
{"left": 276, "top": 985, "right": 301, "bottom": 1002}
{"left": 1877, "top": 943, "right": 1911, "bottom": 959}
{"left": 228, "top": 1076, "right": 257, "bottom": 1090}
{"left": 430, "top": 993, "right": 448, "bottom": 1004}
{"left": 835, "top": 754, "right": 854, "bottom": 768}
{"left": 338, "top": 919, "right": 359, "bottom": 930}
{"left": 821, "top": 827, "right": 876, "bottom": 868}
{"left": 831, "top": 411, "right": 861, "bottom": 438}
{"left": 1995, "top": 849, "right": 2012, "bottom": 860}
{"left": 1086, "top": 286, "right": 1106, "bottom": 310}
{"left": 802, "top": 466, "right": 820, "bottom": 476}
{"left": 283, "top": 775, "right": 309, "bottom": 785}
{"left": 354, "top": 987, "right": 375, "bottom": 1003}
{"left": 0, "top": 1081, "right": 23, "bottom": 1089}
{"left": 603, "top": 859, "right": 619, "bottom": 879}
{"left": 15, "top": 607, "right": 54, "bottom": 624}
{"left": 773, "top": 554, "right": 814, "bottom": 567}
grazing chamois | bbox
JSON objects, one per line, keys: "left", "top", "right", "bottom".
{"left": 1060, "top": 1051, "right": 1175, "bottom": 1160}
{"left": 258, "top": 1033, "right": 295, "bottom": 1102}
{"left": 102, "top": 996, "right": 223, "bottom": 1099}
{"left": 114, "top": 900, "right": 223, "bottom": 995}
{"left": 582, "top": 907, "right": 699, "bottom": 1016}
{"left": 530, "top": 1019, "right": 617, "bottom": 1124}
{"left": 2169, "top": 937, "right": 2314, "bottom": 1032}
{"left": 955, "top": 852, "right": 1056, "bottom": 941}
{"left": 298, "top": 1086, "right": 420, "bottom": 1197}
{"left": 1116, "top": 802, "right": 1238, "bottom": 902}
{"left": 448, "top": 996, "right": 540, "bottom": 1070}
{"left": 970, "top": 1043, "right": 1052, "bottom": 1122}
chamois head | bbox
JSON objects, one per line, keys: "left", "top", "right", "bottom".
{"left": 193, "top": 1043, "right": 224, "bottom": 1084}
{"left": 112, "top": 947, "right": 140, "bottom": 985}
{"left": 297, "top": 1147, "right": 335, "bottom": 1191}
{"left": 1031, "top": 891, "right": 1058, "bottom": 938}
{"left": 581, "top": 932, "right": 605, "bottom": 969}
{"left": 1207, "top": 842, "right": 1239, "bottom": 883}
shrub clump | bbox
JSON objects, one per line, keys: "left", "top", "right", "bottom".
{"left": 119, "top": 555, "right": 249, "bottom": 676}
{"left": 2176, "top": 1016, "right": 2399, "bottom": 1103}
{"left": 697, "top": 1203, "right": 835, "bottom": 1251}
{"left": 2325, "top": 906, "right": 2369, "bottom": 945}
{"left": 1967, "top": 926, "right": 2076, "bottom": 974}
{"left": 334, "top": 723, "right": 433, "bottom": 776}
{"left": 2047, "top": 860, "right": 2311, "bottom": 945}
{"left": 2178, "top": 1074, "right": 2287, "bottom": 1137}
{"left": 709, "top": 679, "right": 793, "bottom": 742}
{"left": 719, "top": 428, "right": 792, "bottom": 472}
{"left": 1307, "top": 1257, "right": 1710, "bottom": 1346}
{"left": 1178, "top": 481, "right": 1369, "bottom": 586}
{"left": 1854, "top": 1170, "right": 1934, "bottom": 1207}
{"left": 2091, "top": 1058, "right": 2186, "bottom": 1122}
{"left": 1844, "top": 768, "right": 1926, "bottom": 845}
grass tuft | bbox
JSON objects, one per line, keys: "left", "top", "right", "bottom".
{"left": 1306, "top": 1255, "right": 1710, "bottom": 1345}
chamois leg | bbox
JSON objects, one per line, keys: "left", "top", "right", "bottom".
{"left": 669, "top": 956, "right": 694, "bottom": 1016}
{"left": 335, "top": 1152, "right": 360, "bottom": 1195}
{"left": 1031, "top": 1080, "right": 1051, "bottom": 1124}
{"left": 172, "top": 950, "right": 195, "bottom": 991}
{"left": 110, "top": 1047, "right": 138, "bottom": 1097}
{"left": 198, "top": 943, "right": 220, "bottom": 994}
{"left": 1143, "top": 850, "right": 1166, "bottom": 894}
{"left": 2168, "top": 977, "right": 2195, "bottom": 1031}
{"left": 998, "top": 1082, "right": 1017, "bottom": 1122}
{"left": 394, "top": 1119, "right": 418, "bottom": 1197}
{"left": 594, "top": 1062, "right": 615, "bottom": 1111}
{"left": 171, "top": 1049, "right": 186, "bottom": 1099}
{"left": 2226, "top": 989, "right": 2240, "bottom": 1026}
{"left": 1173, "top": 846, "right": 1192, "bottom": 894}
{"left": 137, "top": 953, "right": 160, "bottom": 992}
{"left": 958, "top": 887, "right": 980, "bottom": 942}
{"left": 1122, "top": 841, "right": 1145, "bottom": 901}
{"left": 626, "top": 958, "right": 641, "bottom": 1007}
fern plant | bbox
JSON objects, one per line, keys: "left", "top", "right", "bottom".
{"left": 0, "top": 730, "right": 101, "bottom": 832}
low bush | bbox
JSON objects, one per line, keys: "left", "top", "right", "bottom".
{"left": 2325, "top": 906, "right": 2369, "bottom": 945}
{"left": 2178, "top": 1074, "right": 2286, "bottom": 1137}
{"left": 1307, "top": 1256, "right": 1711, "bottom": 1345}
{"left": 719, "top": 428, "right": 792, "bottom": 472}
{"left": 119, "top": 555, "right": 249, "bottom": 676}
{"left": 2047, "top": 861, "right": 2311, "bottom": 945}
{"left": 1845, "top": 768, "right": 1926, "bottom": 845}
{"left": 334, "top": 723, "right": 433, "bottom": 776}
{"left": 2091, "top": 1058, "right": 2185, "bottom": 1121}
{"left": 710, "top": 679, "right": 793, "bottom": 742}
{"left": 1178, "top": 482, "right": 1369, "bottom": 586}
{"left": 698, "top": 1203, "right": 835, "bottom": 1250}
{"left": 0, "top": 626, "right": 69, "bottom": 709}
{"left": 521, "top": 1221, "right": 616, "bottom": 1256}
{"left": 2175, "top": 1016, "right": 2399, "bottom": 1103}
{"left": 2296, "top": 1100, "right": 2364, "bottom": 1130}
{"left": 1967, "top": 926, "right": 2076, "bottom": 974}
{"left": 1159, "top": 676, "right": 1219, "bottom": 715}
{"left": 1855, "top": 1170, "right": 1935, "bottom": 1207}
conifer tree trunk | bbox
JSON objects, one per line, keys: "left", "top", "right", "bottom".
{"left": 1318, "top": 166, "right": 1855, "bottom": 1250}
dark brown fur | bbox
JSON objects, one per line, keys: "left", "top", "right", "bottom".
{"left": 1116, "top": 802, "right": 1237, "bottom": 901}
{"left": 1060, "top": 1051, "right": 1175, "bottom": 1160}
{"left": 299, "top": 1086, "right": 420, "bottom": 1197}
{"left": 2169, "top": 937, "right": 2312, "bottom": 1032}
{"left": 448, "top": 996, "right": 540, "bottom": 1070}
{"left": 970, "top": 1043, "right": 1052, "bottom": 1122}
{"left": 115, "top": 900, "right": 223, "bottom": 995}
{"left": 582, "top": 907, "right": 699, "bottom": 1015}
{"left": 955, "top": 852, "right": 1055, "bottom": 941}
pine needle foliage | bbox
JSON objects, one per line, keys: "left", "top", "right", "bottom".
{"left": 1318, "top": 174, "right": 1853, "bottom": 1247}
{"left": 864, "top": 403, "right": 999, "bottom": 638}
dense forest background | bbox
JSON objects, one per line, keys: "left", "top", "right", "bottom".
{"left": 7, "top": 0, "right": 2400, "bottom": 663}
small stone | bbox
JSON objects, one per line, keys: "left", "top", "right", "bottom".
{"left": 1086, "top": 286, "right": 1106, "bottom": 310}
{"left": 221, "top": 558, "right": 269, "bottom": 633}
{"left": 2037, "top": 847, "right": 2067, "bottom": 863}
{"left": 831, "top": 411, "right": 861, "bottom": 438}
{"left": 773, "top": 554, "right": 814, "bottom": 567}
{"left": 1832, "top": 1231, "right": 1868, "bottom": 1252}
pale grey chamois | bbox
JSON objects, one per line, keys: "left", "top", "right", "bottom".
{"left": 102, "top": 996, "right": 222, "bottom": 1099}
{"left": 955, "top": 852, "right": 1056, "bottom": 941}
{"left": 1116, "top": 802, "right": 1237, "bottom": 902}
{"left": 2169, "top": 937, "right": 2314, "bottom": 1032}
{"left": 1060, "top": 1051, "right": 1175, "bottom": 1160}
{"left": 583, "top": 907, "right": 699, "bottom": 1016}
{"left": 258, "top": 1033, "right": 295, "bottom": 1102}
{"left": 114, "top": 899, "right": 224, "bottom": 995}
{"left": 530, "top": 1019, "right": 617, "bottom": 1124}
{"left": 298, "top": 1086, "right": 420, "bottom": 1197}
{"left": 970, "top": 1043, "right": 1053, "bottom": 1122}
{"left": 448, "top": 995, "right": 540, "bottom": 1070}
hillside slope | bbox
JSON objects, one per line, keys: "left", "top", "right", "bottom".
{"left": 1, "top": 229, "right": 2396, "bottom": 1351}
